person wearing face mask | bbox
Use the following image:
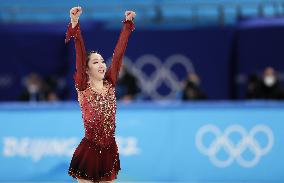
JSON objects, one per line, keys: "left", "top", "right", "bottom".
{"left": 259, "top": 67, "right": 284, "bottom": 99}
{"left": 65, "top": 6, "right": 136, "bottom": 183}
{"left": 19, "top": 72, "right": 47, "bottom": 101}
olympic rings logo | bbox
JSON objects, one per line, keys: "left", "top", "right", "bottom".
{"left": 109, "top": 54, "right": 195, "bottom": 99}
{"left": 195, "top": 124, "right": 274, "bottom": 168}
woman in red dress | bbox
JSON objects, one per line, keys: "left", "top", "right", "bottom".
{"left": 65, "top": 6, "right": 136, "bottom": 183}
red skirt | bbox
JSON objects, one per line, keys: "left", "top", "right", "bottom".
{"left": 68, "top": 137, "right": 121, "bottom": 182}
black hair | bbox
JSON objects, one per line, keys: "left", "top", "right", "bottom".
{"left": 86, "top": 50, "right": 100, "bottom": 67}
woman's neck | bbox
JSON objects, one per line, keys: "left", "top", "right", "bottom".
{"left": 89, "top": 77, "right": 104, "bottom": 90}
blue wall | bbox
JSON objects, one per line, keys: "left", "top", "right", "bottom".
{"left": 1, "top": 18, "right": 284, "bottom": 101}
{"left": 0, "top": 101, "right": 283, "bottom": 182}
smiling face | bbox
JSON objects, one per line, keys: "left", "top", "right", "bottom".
{"left": 87, "top": 52, "right": 107, "bottom": 81}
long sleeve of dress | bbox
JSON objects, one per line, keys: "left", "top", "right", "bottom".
{"left": 65, "top": 22, "right": 88, "bottom": 91}
{"left": 105, "top": 20, "right": 135, "bottom": 86}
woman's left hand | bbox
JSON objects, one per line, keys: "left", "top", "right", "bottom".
{"left": 125, "top": 11, "right": 136, "bottom": 21}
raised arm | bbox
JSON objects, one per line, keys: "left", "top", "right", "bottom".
{"left": 65, "top": 7, "right": 88, "bottom": 91}
{"left": 105, "top": 11, "right": 136, "bottom": 86}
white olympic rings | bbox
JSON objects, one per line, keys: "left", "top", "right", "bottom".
{"left": 195, "top": 124, "right": 274, "bottom": 168}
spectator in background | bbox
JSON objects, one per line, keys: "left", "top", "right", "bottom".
{"left": 116, "top": 64, "right": 139, "bottom": 102}
{"left": 19, "top": 72, "right": 59, "bottom": 102}
{"left": 259, "top": 67, "right": 284, "bottom": 99}
{"left": 44, "top": 75, "right": 68, "bottom": 100}
{"left": 182, "top": 73, "right": 207, "bottom": 100}
{"left": 246, "top": 74, "right": 262, "bottom": 99}
{"left": 246, "top": 67, "right": 284, "bottom": 99}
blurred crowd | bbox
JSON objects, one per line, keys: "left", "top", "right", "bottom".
{"left": 18, "top": 66, "right": 284, "bottom": 102}
{"left": 18, "top": 72, "right": 68, "bottom": 102}
{"left": 181, "top": 66, "right": 284, "bottom": 100}
{"left": 246, "top": 67, "right": 284, "bottom": 100}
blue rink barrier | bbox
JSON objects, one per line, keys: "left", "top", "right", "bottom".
{"left": 0, "top": 101, "right": 284, "bottom": 182}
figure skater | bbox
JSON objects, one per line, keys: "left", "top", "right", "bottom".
{"left": 65, "top": 6, "right": 136, "bottom": 183}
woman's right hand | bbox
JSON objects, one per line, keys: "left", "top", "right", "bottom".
{"left": 70, "top": 6, "right": 82, "bottom": 28}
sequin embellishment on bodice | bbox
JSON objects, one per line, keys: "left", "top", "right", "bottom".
{"left": 77, "top": 81, "right": 116, "bottom": 147}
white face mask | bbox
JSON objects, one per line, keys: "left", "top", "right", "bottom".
{"left": 264, "top": 76, "right": 276, "bottom": 87}
{"left": 27, "top": 84, "right": 39, "bottom": 93}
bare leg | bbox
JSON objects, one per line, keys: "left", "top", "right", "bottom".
{"left": 77, "top": 179, "right": 114, "bottom": 183}
{"left": 77, "top": 178, "right": 94, "bottom": 183}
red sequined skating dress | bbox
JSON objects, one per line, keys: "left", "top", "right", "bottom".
{"left": 65, "top": 20, "right": 134, "bottom": 182}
